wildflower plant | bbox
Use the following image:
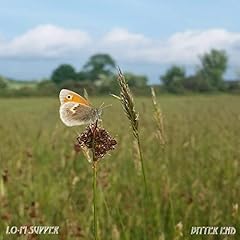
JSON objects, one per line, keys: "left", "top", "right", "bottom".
{"left": 75, "top": 120, "right": 117, "bottom": 240}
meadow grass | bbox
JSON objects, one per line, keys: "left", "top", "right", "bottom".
{"left": 0, "top": 95, "right": 240, "bottom": 239}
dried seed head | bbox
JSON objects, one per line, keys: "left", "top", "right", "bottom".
{"left": 111, "top": 224, "right": 120, "bottom": 240}
{"left": 1, "top": 212, "right": 11, "bottom": 222}
{"left": 2, "top": 169, "right": 8, "bottom": 183}
{"left": 151, "top": 87, "right": 166, "bottom": 145}
{"left": 232, "top": 203, "right": 238, "bottom": 218}
{"left": 73, "top": 142, "right": 82, "bottom": 153}
{"left": 76, "top": 123, "right": 117, "bottom": 161}
{"left": 174, "top": 221, "right": 183, "bottom": 239}
{"left": 28, "top": 201, "right": 39, "bottom": 219}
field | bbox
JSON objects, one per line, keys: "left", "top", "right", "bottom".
{"left": 0, "top": 95, "right": 240, "bottom": 240}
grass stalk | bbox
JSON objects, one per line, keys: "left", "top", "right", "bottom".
{"left": 115, "top": 67, "right": 148, "bottom": 193}
{"left": 92, "top": 161, "right": 98, "bottom": 240}
{"left": 136, "top": 134, "right": 148, "bottom": 240}
{"left": 136, "top": 134, "right": 148, "bottom": 195}
{"left": 114, "top": 68, "right": 149, "bottom": 238}
{"left": 91, "top": 121, "right": 98, "bottom": 240}
{"left": 151, "top": 87, "right": 166, "bottom": 145}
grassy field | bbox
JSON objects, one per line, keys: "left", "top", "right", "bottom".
{"left": 0, "top": 95, "right": 239, "bottom": 240}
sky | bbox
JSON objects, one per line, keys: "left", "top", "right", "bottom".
{"left": 0, "top": 0, "right": 240, "bottom": 83}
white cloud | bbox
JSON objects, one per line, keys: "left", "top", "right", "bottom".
{"left": 102, "top": 28, "right": 150, "bottom": 46}
{"left": 156, "top": 29, "right": 240, "bottom": 64}
{"left": 0, "top": 24, "right": 91, "bottom": 58}
{"left": 0, "top": 25, "right": 240, "bottom": 66}
{"left": 103, "top": 29, "right": 240, "bottom": 65}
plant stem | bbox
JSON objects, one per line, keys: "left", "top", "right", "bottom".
{"left": 136, "top": 134, "right": 148, "bottom": 240}
{"left": 92, "top": 162, "right": 98, "bottom": 240}
{"left": 136, "top": 134, "right": 148, "bottom": 196}
{"left": 91, "top": 121, "right": 98, "bottom": 240}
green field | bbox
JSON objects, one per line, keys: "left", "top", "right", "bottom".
{"left": 0, "top": 95, "right": 239, "bottom": 239}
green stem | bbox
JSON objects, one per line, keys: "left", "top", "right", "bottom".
{"left": 136, "top": 135, "right": 148, "bottom": 195}
{"left": 91, "top": 121, "right": 98, "bottom": 240}
{"left": 136, "top": 134, "right": 148, "bottom": 240}
{"left": 93, "top": 162, "right": 98, "bottom": 240}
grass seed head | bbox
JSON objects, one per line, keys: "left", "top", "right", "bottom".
{"left": 151, "top": 87, "right": 166, "bottom": 145}
{"left": 116, "top": 67, "right": 139, "bottom": 138}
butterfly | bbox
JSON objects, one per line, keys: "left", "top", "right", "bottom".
{"left": 59, "top": 89, "right": 102, "bottom": 127}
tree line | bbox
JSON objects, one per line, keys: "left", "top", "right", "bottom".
{"left": 161, "top": 49, "right": 240, "bottom": 93}
{"left": 50, "top": 49, "right": 240, "bottom": 94}
{"left": 50, "top": 53, "right": 148, "bottom": 95}
{"left": 0, "top": 49, "right": 239, "bottom": 96}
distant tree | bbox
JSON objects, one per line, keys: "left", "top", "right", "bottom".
{"left": 124, "top": 72, "right": 148, "bottom": 88}
{"left": 0, "top": 76, "right": 8, "bottom": 89}
{"left": 37, "top": 79, "right": 57, "bottom": 95}
{"left": 198, "top": 49, "right": 227, "bottom": 90}
{"left": 183, "top": 74, "right": 213, "bottom": 92}
{"left": 161, "top": 65, "right": 186, "bottom": 93}
{"left": 95, "top": 74, "right": 117, "bottom": 94}
{"left": 76, "top": 71, "right": 87, "bottom": 82}
{"left": 225, "top": 80, "right": 240, "bottom": 93}
{"left": 51, "top": 64, "right": 77, "bottom": 85}
{"left": 82, "top": 54, "right": 116, "bottom": 81}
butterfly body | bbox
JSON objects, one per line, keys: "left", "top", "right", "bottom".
{"left": 59, "top": 89, "right": 101, "bottom": 127}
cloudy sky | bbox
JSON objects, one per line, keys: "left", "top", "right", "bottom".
{"left": 0, "top": 0, "right": 240, "bottom": 82}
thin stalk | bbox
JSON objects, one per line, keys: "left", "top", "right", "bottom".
{"left": 76, "top": 116, "right": 117, "bottom": 240}
{"left": 115, "top": 68, "right": 149, "bottom": 238}
{"left": 92, "top": 162, "right": 98, "bottom": 240}
{"left": 136, "top": 134, "right": 148, "bottom": 195}
{"left": 91, "top": 121, "right": 98, "bottom": 240}
{"left": 136, "top": 133, "right": 148, "bottom": 240}
{"left": 117, "top": 207, "right": 128, "bottom": 240}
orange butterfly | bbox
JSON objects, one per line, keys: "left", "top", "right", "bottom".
{"left": 59, "top": 89, "right": 102, "bottom": 127}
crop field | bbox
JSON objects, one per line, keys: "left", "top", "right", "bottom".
{"left": 0, "top": 95, "right": 240, "bottom": 240}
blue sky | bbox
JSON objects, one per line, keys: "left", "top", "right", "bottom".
{"left": 0, "top": 0, "right": 240, "bottom": 82}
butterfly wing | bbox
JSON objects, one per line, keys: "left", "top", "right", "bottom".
{"left": 59, "top": 102, "right": 95, "bottom": 126}
{"left": 59, "top": 89, "right": 91, "bottom": 106}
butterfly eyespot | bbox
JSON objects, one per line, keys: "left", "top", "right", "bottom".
{"left": 67, "top": 95, "right": 72, "bottom": 100}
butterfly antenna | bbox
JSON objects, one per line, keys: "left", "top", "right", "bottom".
{"left": 100, "top": 103, "right": 112, "bottom": 110}
{"left": 99, "top": 102, "right": 105, "bottom": 109}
